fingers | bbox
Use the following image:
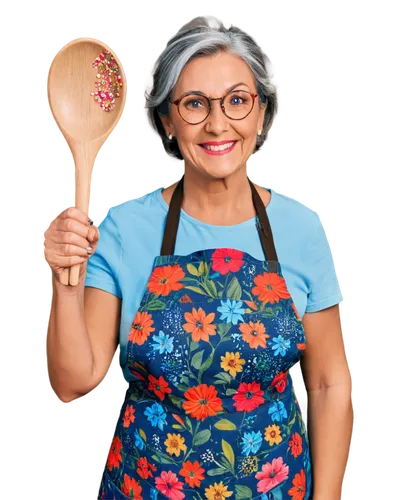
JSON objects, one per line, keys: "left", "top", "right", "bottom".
{"left": 59, "top": 207, "right": 92, "bottom": 227}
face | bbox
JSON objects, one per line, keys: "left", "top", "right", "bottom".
{"left": 160, "top": 51, "right": 267, "bottom": 179}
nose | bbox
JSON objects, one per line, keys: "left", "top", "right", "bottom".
{"left": 203, "top": 99, "right": 230, "bottom": 135}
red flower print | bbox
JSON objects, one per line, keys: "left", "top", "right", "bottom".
{"left": 148, "top": 374, "right": 172, "bottom": 401}
{"left": 147, "top": 264, "right": 185, "bottom": 297}
{"left": 121, "top": 473, "right": 143, "bottom": 499}
{"left": 270, "top": 371, "right": 288, "bottom": 393}
{"left": 288, "top": 469, "right": 307, "bottom": 500}
{"left": 183, "top": 384, "right": 223, "bottom": 421}
{"left": 106, "top": 435, "right": 123, "bottom": 471}
{"left": 179, "top": 460, "right": 206, "bottom": 488}
{"left": 183, "top": 306, "right": 217, "bottom": 342}
{"left": 233, "top": 381, "right": 265, "bottom": 412}
{"left": 155, "top": 470, "right": 185, "bottom": 500}
{"left": 129, "top": 311, "right": 155, "bottom": 345}
{"left": 137, "top": 456, "right": 157, "bottom": 479}
{"left": 297, "top": 343, "right": 306, "bottom": 351}
{"left": 211, "top": 248, "right": 245, "bottom": 275}
{"left": 255, "top": 456, "right": 289, "bottom": 493}
{"left": 252, "top": 272, "right": 291, "bottom": 304}
{"left": 179, "top": 294, "right": 193, "bottom": 303}
{"left": 123, "top": 404, "right": 135, "bottom": 427}
{"left": 129, "top": 370, "right": 146, "bottom": 380}
{"left": 289, "top": 432, "right": 303, "bottom": 458}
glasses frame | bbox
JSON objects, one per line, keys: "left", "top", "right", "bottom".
{"left": 168, "top": 89, "right": 258, "bottom": 125}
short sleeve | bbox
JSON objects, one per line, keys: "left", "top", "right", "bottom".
{"left": 84, "top": 208, "right": 122, "bottom": 298}
{"left": 304, "top": 212, "right": 343, "bottom": 313}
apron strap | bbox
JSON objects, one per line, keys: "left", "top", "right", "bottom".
{"left": 160, "top": 174, "right": 279, "bottom": 269}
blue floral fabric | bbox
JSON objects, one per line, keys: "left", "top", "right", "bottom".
{"left": 98, "top": 248, "right": 313, "bottom": 499}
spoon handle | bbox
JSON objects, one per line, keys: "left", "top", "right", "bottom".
{"left": 69, "top": 150, "right": 93, "bottom": 286}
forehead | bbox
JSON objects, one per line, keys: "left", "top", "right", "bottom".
{"left": 174, "top": 52, "right": 256, "bottom": 96}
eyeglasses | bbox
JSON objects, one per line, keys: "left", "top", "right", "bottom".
{"left": 168, "top": 89, "right": 258, "bottom": 125}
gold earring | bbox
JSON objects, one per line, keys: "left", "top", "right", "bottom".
{"left": 258, "top": 129, "right": 262, "bottom": 136}
{"left": 168, "top": 133, "right": 173, "bottom": 140}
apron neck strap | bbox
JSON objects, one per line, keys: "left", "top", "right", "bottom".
{"left": 160, "top": 174, "right": 278, "bottom": 265}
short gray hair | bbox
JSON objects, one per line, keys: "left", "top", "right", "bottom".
{"left": 145, "top": 15, "right": 278, "bottom": 160}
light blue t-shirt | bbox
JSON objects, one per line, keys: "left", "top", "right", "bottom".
{"left": 85, "top": 186, "right": 343, "bottom": 383}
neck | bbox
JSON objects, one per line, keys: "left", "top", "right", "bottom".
{"left": 173, "top": 165, "right": 267, "bottom": 226}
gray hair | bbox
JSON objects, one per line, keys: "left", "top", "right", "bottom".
{"left": 145, "top": 15, "right": 278, "bottom": 160}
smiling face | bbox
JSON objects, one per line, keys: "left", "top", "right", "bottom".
{"left": 160, "top": 51, "right": 267, "bottom": 179}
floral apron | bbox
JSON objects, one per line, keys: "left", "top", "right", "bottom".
{"left": 98, "top": 175, "right": 313, "bottom": 500}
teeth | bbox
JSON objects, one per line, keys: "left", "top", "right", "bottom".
{"left": 203, "top": 142, "right": 235, "bottom": 151}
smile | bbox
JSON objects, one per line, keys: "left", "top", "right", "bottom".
{"left": 199, "top": 141, "right": 238, "bottom": 155}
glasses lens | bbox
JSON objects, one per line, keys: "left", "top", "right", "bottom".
{"left": 223, "top": 91, "right": 254, "bottom": 119}
{"left": 179, "top": 94, "right": 210, "bottom": 124}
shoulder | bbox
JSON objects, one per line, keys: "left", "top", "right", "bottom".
{"left": 105, "top": 186, "right": 166, "bottom": 227}
{"left": 270, "top": 187, "right": 320, "bottom": 238}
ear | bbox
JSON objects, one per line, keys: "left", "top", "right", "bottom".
{"left": 257, "top": 103, "right": 267, "bottom": 132}
{"left": 160, "top": 114, "right": 174, "bottom": 137}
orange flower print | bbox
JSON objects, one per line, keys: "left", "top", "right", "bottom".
{"left": 106, "top": 435, "right": 123, "bottom": 471}
{"left": 211, "top": 248, "right": 245, "bottom": 275}
{"left": 148, "top": 264, "right": 185, "bottom": 297}
{"left": 155, "top": 470, "right": 185, "bottom": 500}
{"left": 179, "top": 294, "right": 192, "bottom": 303}
{"left": 136, "top": 456, "right": 157, "bottom": 479}
{"left": 288, "top": 468, "right": 307, "bottom": 500}
{"left": 179, "top": 460, "right": 205, "bottom": 488}
{"left": 233, "top": 381, "right": 265, "bottom": 412}
{"left": 239, "top": 320, "right": 269, "bottom": 349}
{"left": 297, "top": 343, "right": 307, "bottom": 351}
{"left": 183, "top": 384, "right": 223, "bottom": 421}
{"left": 252, "top": 272, "right": 291, "bottom": 304}
{"left": 291, "top": 301, "right": 301, "bottom": 320}
{"left": 123, "top": 404, "right": 135, "bottom": 427}
{"left": 148, "top": 374, "right": 172, "bottom": 401}
{"left": 183, "top": 307, "right": 217, "bottom": 342}
{"left": 129, "top": 311, "right": 155, "bottom": 345}
{"left": 289, "top": 432, "right": 303, "bottom": 458}
{"left": 121, "top": 473, "right": 143, "bottom": 500}
{"left": 244, "top": 300, "right": 258, "bottom": 310}
{"left": 172, "top": 414, "right": 185, "bottom": 426}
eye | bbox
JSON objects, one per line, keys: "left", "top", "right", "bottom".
{"left": 187, "top": 99, "right": 203, "bottom": 108}
{"left": 230, "top": 96, "right": 243, "bottom": 105}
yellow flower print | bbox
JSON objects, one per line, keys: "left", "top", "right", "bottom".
{"left": 164, "top": 433, "right": 187, "bottom": 457}
{"left": 205, "top": 481, "right": 233, "bottom": 499}
{"left": 220, "top": 352, "right": 245, "bottom": 377}
{"left": 264, "top": 424, "right": 283, "bottom": 446}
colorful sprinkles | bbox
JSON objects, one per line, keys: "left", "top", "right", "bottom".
{"left": 90, "top": 49, "right": 123, "bottom": 113}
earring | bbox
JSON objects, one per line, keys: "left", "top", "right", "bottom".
{"left": 168, "top": 133, "right": 173, "bottom": 140}
{"left": 258, "top": 129, "right": 262, "bottom": 136}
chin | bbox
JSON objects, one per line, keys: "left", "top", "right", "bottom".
{"left": 193, "top": 164, "right": 242, "bottom": 180}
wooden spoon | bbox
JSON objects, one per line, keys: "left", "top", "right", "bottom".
{"left": 47, "top": 37, "right": 127, "bottom": 286}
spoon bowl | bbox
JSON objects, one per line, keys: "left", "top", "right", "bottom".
{"left": 48, "top": 37, "right": 127, "bottom": 285}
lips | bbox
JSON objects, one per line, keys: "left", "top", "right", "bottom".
{"left": 199, "top": 140, "right": 238, "bottom": 155}
{"left": 200, "top": 140, "right": 238, "bottom": 147}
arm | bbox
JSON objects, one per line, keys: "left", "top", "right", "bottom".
{"left": 47, "top": 273, "right": 121, "bottom": 402}
{"left": 300, "top": 304, "right": 353, "bottom": 500}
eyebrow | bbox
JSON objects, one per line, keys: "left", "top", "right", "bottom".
{"left": 180, "top": 82, "right": 250, "bottom": 97}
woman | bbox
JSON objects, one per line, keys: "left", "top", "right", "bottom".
{"left": 45, "top": 15, "right": 353, "bottom": 500}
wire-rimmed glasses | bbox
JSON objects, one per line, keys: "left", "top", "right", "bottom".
{"left": 168, "top": 89, "right": 258, "bottom": 125}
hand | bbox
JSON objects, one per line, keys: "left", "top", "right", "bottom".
{"left": 44, "top": 207, "right": 100, "bottom": 285}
